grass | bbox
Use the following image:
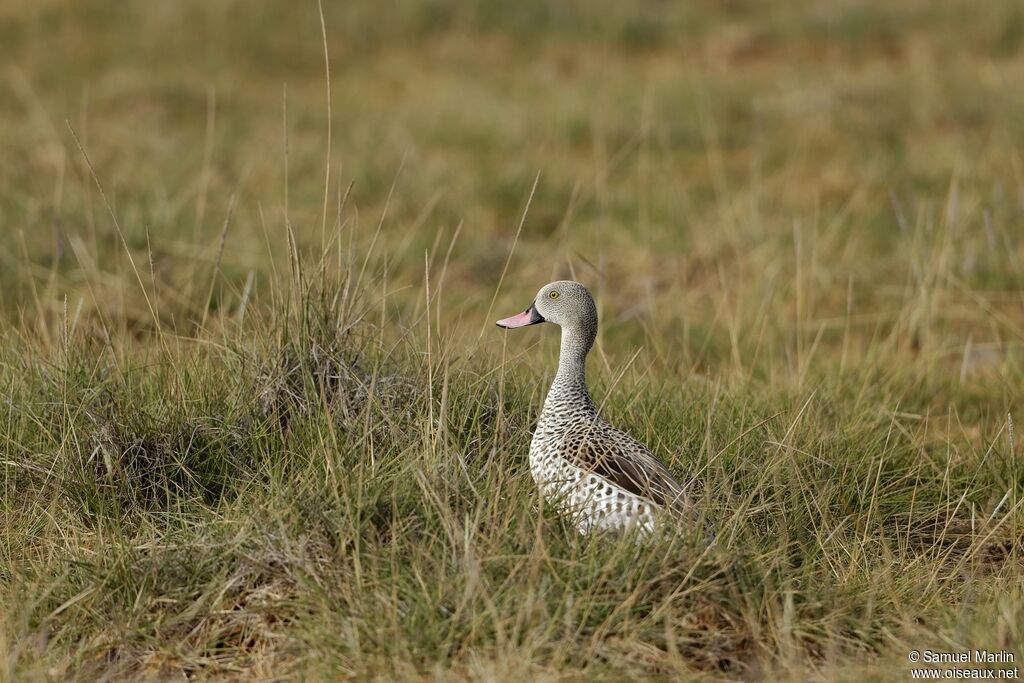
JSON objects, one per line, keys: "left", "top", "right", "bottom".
{"left": 2, "top": 0, "right": 1024, "bottom": 679}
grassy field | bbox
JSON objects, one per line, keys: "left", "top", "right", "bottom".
{"left": 3, "top": 0, "right": 1024, "bottom": 680}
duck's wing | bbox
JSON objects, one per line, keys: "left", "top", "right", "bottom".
{"left": 561, "top": 422, "right": 693, "bottom": 513}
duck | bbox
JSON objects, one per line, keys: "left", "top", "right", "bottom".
{"left": 496, "top": 280, "right": 696, "bottom": 535}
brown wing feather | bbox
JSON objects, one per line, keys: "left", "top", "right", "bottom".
{"left": 562, "top": 423, "right": 692, "bottom": 513}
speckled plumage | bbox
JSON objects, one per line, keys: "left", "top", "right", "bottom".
{"left": 497, "top": 281, "right": 694, "bottom": 535}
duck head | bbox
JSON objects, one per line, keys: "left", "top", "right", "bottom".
{"left": 495, "top": 280, "right": 597, "bottom": 331}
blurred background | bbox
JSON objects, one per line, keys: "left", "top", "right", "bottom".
{"left": 2, "top": 0, "right": 1023, "bottom": 373}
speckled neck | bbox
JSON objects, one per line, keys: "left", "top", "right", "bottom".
{"left": 543, "top": 315, "right": 599, "bottom": 421}
{"left": 555, "top": 322, "right": 594, "bottom": 381}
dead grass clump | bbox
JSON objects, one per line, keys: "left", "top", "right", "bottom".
{"left": 252, "top": 279, "right": 420, "bottom": 434}
{"left": 905, "top": 507, "right": 1023, "bottom": 573}
{"left": 67, "top": 531, "right": 310, "bottom": 682}
{"left": 75, "top": 390, "right": 251, "bottom": 512}
{"left": 255, "top": 338, "right": 421, "bottom": 427}
{"left": 83, "top": 408, "right": 248, "bottom": 508}
{"left": 256, "top": 338, "right": 366, "bottom": 421}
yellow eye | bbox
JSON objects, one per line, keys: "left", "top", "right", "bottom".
{"left": 548, "top": 290, "right": 560, "bottom": 300}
